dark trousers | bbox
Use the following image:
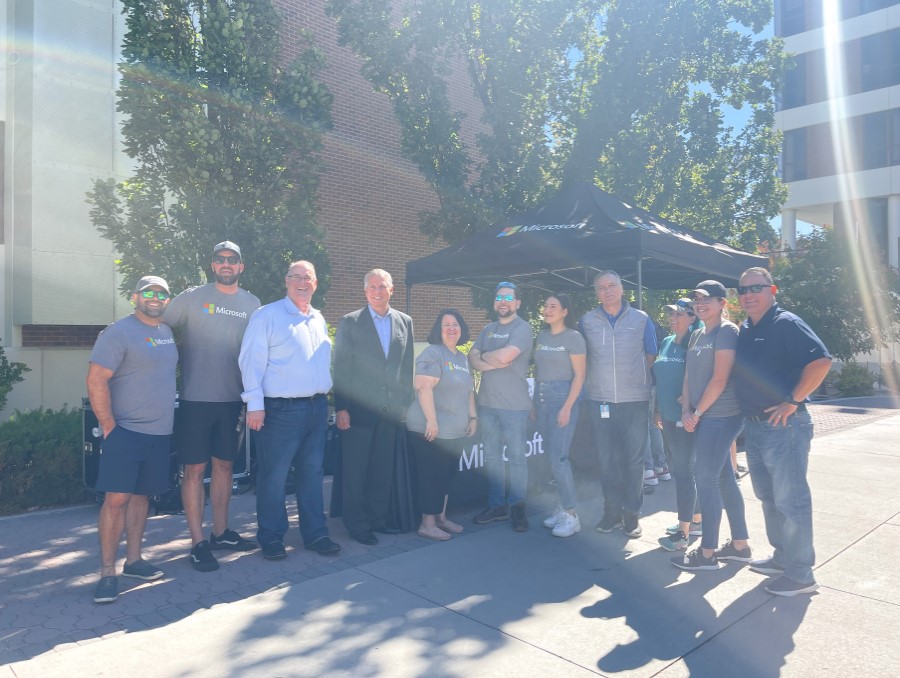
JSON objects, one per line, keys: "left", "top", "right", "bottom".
{"left": 407, "top": 430, "right": 459, "bottom": 515}
{"left": 341, "top": 419, "right": 398, "bottom": 535}
{"left": 588, "top": 400, "right": 648, "bottom": 517}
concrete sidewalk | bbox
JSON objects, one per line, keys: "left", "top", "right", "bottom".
{"left": 2, "top": 398, "right": 899, "bottom": 677}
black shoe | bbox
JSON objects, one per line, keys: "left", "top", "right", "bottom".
{"left": 373, "top": 525, "right": 402, "bottom": 535}
{"left": 594, "top": 514, "right": 623, "bottom": 533}
{"left": 262, "top": 541, "right": 287, "bottom": 560}
{"left": 473, "top": 505, "right": 510, "bottom": 524}
{"left": 209, "top": 529, "right": 257, "bottom": 552}
{"left": 122, "top": 559, "right": 165, "bottom": 581}
{"left": 350, "top": 531, "right": 378, "bottom": 546}
{"left": 93, "top": 576, "right": 118, "bottom": 604}
{"left": 510, "top": 502, "right": 529, "bottom": 532}
{"left": 623, "top": 513, "right": 642, "bottom": 539}
{"left": 189, "top": 540, "right": 220, "bottom": 572}
{"left": 306, "top": 536, "right": 342, "bottom": 555}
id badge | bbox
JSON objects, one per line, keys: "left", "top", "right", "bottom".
{"left": 600, "top": 403, "right": 610, "bottom": 419}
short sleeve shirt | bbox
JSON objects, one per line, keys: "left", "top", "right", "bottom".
{"left": 163, "top": 284, "right": 260, "bottom": 402}
{"left": 686, "top": 321, "right": 741, "bottom": 418}
{"left": 534, "top": 328, "right": 586, "bottom": 382}
{"left": 735, "top": 305, "right": 831, "bottom": 415}
{"left": 405, "top": 344, "right": 474, "bottom": 439}
{"left": 653, "top": 335, "right": 688, "bottom": 423}
{"left": 472, "top": 316, "right": 534, "bottom": 410}
{"left": 89, "top": 315, "right": 178, "bottom": 435}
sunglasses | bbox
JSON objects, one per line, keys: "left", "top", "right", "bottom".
{"left": 140, "top": 290, "right": 169, "bottom": 300}
{"left": 495, "top": 294, "right": 516, "bottom": 302}
{"left": 737, "top": 283, "right": 769, "bottom": 295}
{"left": 213, "top": 255, "right": 240, "bottom": 265}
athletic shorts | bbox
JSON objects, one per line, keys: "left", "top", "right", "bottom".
{"left": 95, "top": 426, "right": 171, "bottom": 495}
{"left": 175, "top": 400, "right": 244, "bottom": 465}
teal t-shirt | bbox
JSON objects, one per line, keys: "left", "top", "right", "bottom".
{"left": 652, "top": 334, "right": 688, "bottom": 423}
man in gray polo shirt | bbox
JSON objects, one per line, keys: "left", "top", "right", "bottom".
{"left": 469, "top": 282, "right": 534, "bottom": 531}
{"left": 164, "top": 241, "right": 261, "bottom": 571}
{"left": 87, "top": 275, "right": 178, "bottom": 604}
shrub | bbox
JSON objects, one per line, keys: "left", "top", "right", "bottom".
{"left": 836, "top": 362, "right": 875, "bottom": 397}
{"left": 0, "top": 340, "right": 30, "bottom": 412}
{"left": 0, "top": 407, "right": 85, "bottom": 516}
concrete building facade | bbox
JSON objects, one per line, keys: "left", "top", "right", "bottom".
{"left": 1, "top": 0, "right": 486, "bottom": 418}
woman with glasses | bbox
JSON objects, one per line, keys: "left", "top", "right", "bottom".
{"left": 406, "top": 309, "right": 478, "bottom": 540}
{"left": 653, "top": 298, "right": 703, "bottom": 551}
{"left": 672, "top": 281, "right": 751, "bottom": 571}
{"left": 534, "top": 294, "right": 587, "bottom": 537}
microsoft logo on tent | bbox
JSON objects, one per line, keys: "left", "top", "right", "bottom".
{"left": 497, "top": 226, "right": 522, "bottom": 237}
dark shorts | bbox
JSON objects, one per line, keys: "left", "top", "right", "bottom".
{"left": 95, "top": 426, "right": 171, "bottom": 495}
{"left": 175, "top": 400, "right": 244, "bottom": 465}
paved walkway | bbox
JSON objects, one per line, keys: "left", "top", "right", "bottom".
{"left": 2, "top": 397, "right": 899, "bottom": 676}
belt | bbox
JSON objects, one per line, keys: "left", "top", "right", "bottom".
{"left": 747, "top": 404, "right": 806, "bottom": 422}
{"left": 264, "top": 394, "right": 326, "bottom": 403}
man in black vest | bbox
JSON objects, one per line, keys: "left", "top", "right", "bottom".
{"left": 334, "top": 269, "right": 415, "bottom": 545}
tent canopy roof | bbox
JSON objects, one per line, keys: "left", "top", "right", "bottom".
{"left": 406, "top": 183, "right": 767, "bottom": 293}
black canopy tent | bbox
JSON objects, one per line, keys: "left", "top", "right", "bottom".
{"left": 405, "top": 183, "right": 768, "bottom": 308}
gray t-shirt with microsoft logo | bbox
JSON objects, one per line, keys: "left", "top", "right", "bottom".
{"left": 405, "top": 344, "right": 474, "bottom": 439}
{"left": 163, "top": 283, "right": 261, "bottom": 402}
{"left": 686, "top": 321, "right": 741, "bottom": 418}
{"left": 89, "top": 314, "right": 179, "bottom": 435}
{"left": 472, "top": 316, "right": 534, "bottom": 411}
{"left": 534, "top": 328, "right": 586, "bottom": 382}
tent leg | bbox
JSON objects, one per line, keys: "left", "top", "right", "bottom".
{"left": 406, "top": 284, "right": 411, "bottom": 315}
{"left": 636, "top": 258, "right": 643, "bottom": 310}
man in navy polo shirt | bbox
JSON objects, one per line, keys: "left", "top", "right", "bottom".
{"left": 733, "top": 267, "right": 831, "bottom": 597}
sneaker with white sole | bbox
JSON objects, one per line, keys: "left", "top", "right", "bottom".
{"left": 749, "top": 556, "right": 785, "bottom": 576}
{"left": 189, "top": 540, "right": 220, "bottom": 572}
{"left": 623, "top": 513, "right": 642, "bottom": 539}
{"left": 672, "top": 548, "right": 719, "bottom": 571}
{"left": 551, "top": 512, "right": 581, "bottom": 538}
{"left": 543, "top": 507, "right": 565, "bottom": 529}
{"left": 765, "top": 576, "right": 819, "bottom": 597}
{"left": 667, "top": 521, "right": 702, "bottom": 536}
{"left": 654, "top": 465, "right": 672, "bottom": 481}
{"left": 209, "top": 528, "right": 257, "bottom": 552}
{"left": 658, "top": 532, "right": 688, "bottom": 551}
{"left": 643, "top": 469, "right": 659, "bottom": 486}
{"left": 715, "top": 539, "right": 752, "bottom": 563}
{"left": 122, "top": 559, "right": 164, "bottom": 581}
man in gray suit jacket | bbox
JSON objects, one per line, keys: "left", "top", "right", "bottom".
{"left": 334, "top": 269, "right": 415, "bottom": 545}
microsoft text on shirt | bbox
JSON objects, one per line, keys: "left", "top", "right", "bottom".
{"left": 145, "top": 337, "right": 176, "bottom": 347}
{"left": 202, "top": 303, "right": 248, "bottom": 319}
{"left": 489, "top": 333, "right": 510, "bottom": 340}
{"left": 537, "top": 344, "right": 567, "bottom": 352}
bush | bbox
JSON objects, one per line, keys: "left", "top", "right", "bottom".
{"left": 836, "top": 362, "right": 875, "bottom": 397}
{"left": 0, "top": 407, "right": 85, "bottom": 515}
{"left": 0, "top": 340, "right": 30, "bottom": 412}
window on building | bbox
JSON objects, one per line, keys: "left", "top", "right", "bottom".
{"left": 783, "top": 128, "right": 808, "bottom": 182}
{"left": 780, "top": 0, "right": 808, "bottom": 37}
{"left": 867, "top": 197, "right": 889, "bottom": 264}
{"left": 892, "top": 109, "right": 900, "bottom": 165}
{"left": 861, "top": 111, "right": 889, "bottom": 170}
{"left": 781, "top": 53, "right": 807, "bottom": 109}
{"left": 0, "top": 122, "right": 4, "bottom": 244}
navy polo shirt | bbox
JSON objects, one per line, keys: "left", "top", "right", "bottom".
{"left": 734, "top": 304, "right": 831, "bottom": 416}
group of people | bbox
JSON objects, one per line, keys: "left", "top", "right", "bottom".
{"left": 86, "top": 241, "right": 831, "bottom": 605}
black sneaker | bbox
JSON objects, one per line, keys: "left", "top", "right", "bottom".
{"left": 765, "top": 575, "right": 820, "bottom": 597}
{"left": 306, "top": 536, "right": 342, "bottom": 555}
{"left": 474, "top": 505, "right": 510, "bottom": 524}
{"left": 623, "top": 513, "right": 642, "bottom": 539}
{"left": 93, "top": 576, "right": 118, "bottom": 604}
{"left": 672, "top": 548, "right": 719, "bottom": 571}
{"left": 122, "top": 559, "right": 164, "bottom": 581}
{"left": 510, "top": 502, "right": 529, "bottom": 532}
{"left": 594, "top": 514, "right": 623, "bottom": 533}
{"left": 189, "top": 540, "right": 220, "bottom": 572}
{"left": 262, "top": 541, "right": 287, "bottom": 561}
{"left": 209, "top": 529, "right": 257, "bottom": 552}
{"left": 715, "top": 539, "right": 752, "bottom": 563}
{"left": 749, "top": 556, "right": 785, "bottom": 576}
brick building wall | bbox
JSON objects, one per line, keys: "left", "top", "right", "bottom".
{"left": 273, "top": 0, "right": 489, "bottom": 338}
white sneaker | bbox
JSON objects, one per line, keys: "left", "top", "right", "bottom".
{"left": 552, "top": 512, "right": 581, "bottom": 537}
{"left": 643, "top": 469, "right": 659, "bottom": 486}
{"left": 655, "top": 465, "right": 672, "bottom": 481}
{"left": 543, "top": 507, "right": 565, "bottom": 529}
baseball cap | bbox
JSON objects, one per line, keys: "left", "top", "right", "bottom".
{"left": 495, "top": 281, "right": 518, "bottom": 293}
{"left": 693, "top": 280, "right": 727, "bottom": 299}
{"left": 213, "top": 240, "right": 242, "bottom": 260}
{"left": 664, "top": 298, "right": 695, "bottom": 314}
{"left": 133, "top": 275, "right": 170, "bottom": 294}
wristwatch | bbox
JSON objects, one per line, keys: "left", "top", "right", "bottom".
{"left": 786, "top": 396, "right": 803, "bottom": 406}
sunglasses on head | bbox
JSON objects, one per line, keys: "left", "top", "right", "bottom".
{"left": 495, "top": 294, "right": 516, "bottom": 302}
{"left": 213, "top": 254, "right": 240, "bottom": 265}
{"left": 737, "top": 283, "right": 769, "bottom": 295}
{"left": 140, "top": 290, "right": 169, "bottom": 301}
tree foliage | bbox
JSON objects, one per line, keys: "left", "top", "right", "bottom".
{"left": 327, "top": 0, "right": 787, "bottom": 253}
{"left": 0, "top": 341, "right": 30, "bottom": 414}
{"left": 89, "top": 0, "right": 333, "bottom": 304}
{"left": 773, "top": 228, "right": 900, "bottom": 362}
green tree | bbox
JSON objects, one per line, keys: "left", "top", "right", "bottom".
{"left": 773, "top": 228, "right": 900, "bottom": 362}
{"left": 0, "top": 342, "right": 30, "bottom": 414}
{"left": 327, "top": 0, "right": 787, "bottom": 253}
{"left": 89, "top": 0, "right": 333, "bottom": 304}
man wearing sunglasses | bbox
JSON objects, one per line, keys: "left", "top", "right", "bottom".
{"left": 87, "top": 276, "right": 178, "bottom": 603}
{"left": 163, "top": 241, "right": 261, "bottom": 572}
{"left": 734, "top": 267, "right": 831, "bottom": 597}
{"left": 469, "top": 282, "right": 535, "bottom": 531}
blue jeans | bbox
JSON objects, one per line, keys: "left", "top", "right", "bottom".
{"left": 254, "top": 396, "right": 329, "bottom": 548}
{"left": 694, "top": 414, "right": 747, "bottom": 550}
{"left": 588, "top": 400, "right": 648, "bottom": 517}
{"left": 480, "top": 406, "right": 529, "bottom": 507}
{"left": 643, "top": 424, "right": 666, "bottom": 470}
{"left": 661, "top": 420, "right": 697, "bottom": 523}
{"left": 744, "top": 411, "right": 816, "bottom": 584}
{"left": 535, "top": 381, "right": 579, "bottom": 510}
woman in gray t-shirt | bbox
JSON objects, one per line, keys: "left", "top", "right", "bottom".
{"left": 533, "top": 294, "right": 586, "bottom": 538}
{"left": 673, "top": 281, "right": 751, "bottom": 573}
{"left": 406, "top": 309, "right": 478, "bottom": 540}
